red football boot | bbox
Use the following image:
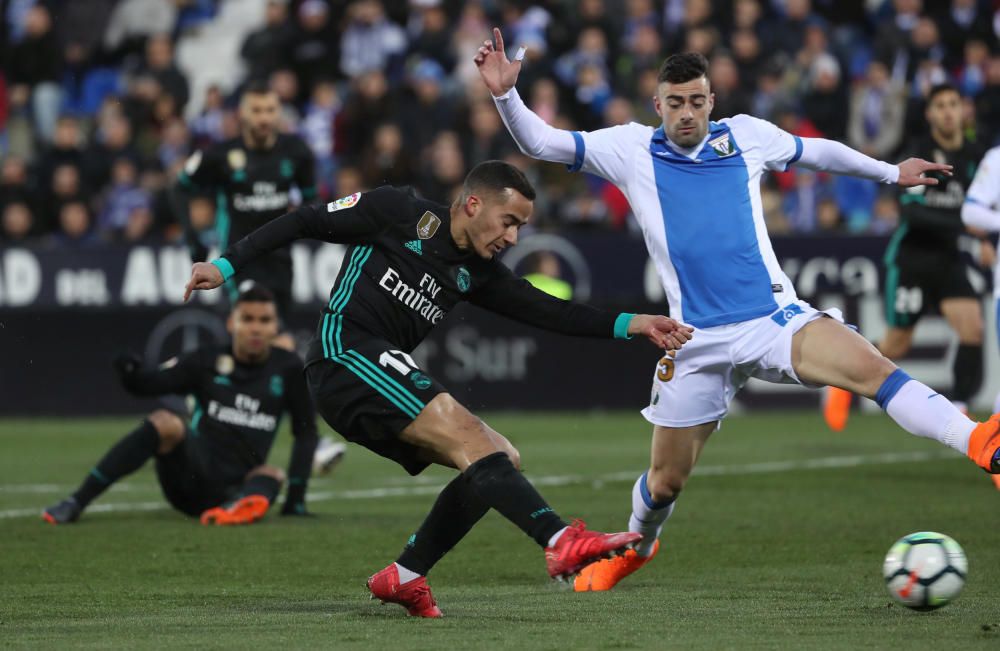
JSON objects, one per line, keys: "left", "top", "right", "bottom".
{"left": 367, "top": 563, "right": 442, "bottom": 618}
{"left": 544, "top": 520, "right": 642, "bottom": 581}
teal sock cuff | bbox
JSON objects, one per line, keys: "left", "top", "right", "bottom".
{"left": 211, "top": 258, "right": 235, "bottom": 281}
{"left": 614, "top": 313, "right": 635, "bottom": 340}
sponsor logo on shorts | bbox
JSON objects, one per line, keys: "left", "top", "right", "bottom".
{"left": 417, "top": 211, "right": 441, "bottom": 240}
{"left": 770, "top": 303, "right": 804, "bottom": 327}
{"left": 409, "top": 371, "right": 432, "bottom": 390}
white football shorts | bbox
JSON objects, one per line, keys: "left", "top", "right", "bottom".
{"left": 641, "top": 300, "right": 844, "bottom": 427}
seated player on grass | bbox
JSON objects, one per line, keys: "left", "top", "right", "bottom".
{"left": 183, "top": 160, "right": 694, "bottom": 617}
{"left": 42, "top": 285, "right": 320, "bottom": 526}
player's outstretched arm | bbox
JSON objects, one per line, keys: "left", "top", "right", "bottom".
{"left": 470, "top": 270, "right": 693, "bottom": 350}
{"left": 793, "top": 137, "right": 952, "bottom": 187}
{"left": 475, "top": 27, "right": 577, "bottom": 165}
{"left": 628, "top": 314, "right": 695, "bottom": 351}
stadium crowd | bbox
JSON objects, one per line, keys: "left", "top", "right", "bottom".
{"left": 1, "top": 0, "right": 998, "bottom": 247}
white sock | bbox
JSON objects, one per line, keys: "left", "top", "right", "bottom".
{"left": 547, "top": 526, "right": 568, "bottom": 548}
{"left": 879, "top": 370, "right": 975, "bottom": 454}
{"left": 628, "top": 473, "right": 675, "bottom": 557}
{"left": 394, "top": 562, "right": 422, "bottom": 584}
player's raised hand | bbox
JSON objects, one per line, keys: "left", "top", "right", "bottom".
{"left": 183, "top": 262, "right": 224, "bottom": 302}
{"left": 474, "top": 27, "right": 522, "bottom": 97}
{"left": 896, "top": 157, "right": 954, "bottom": 187}
{"left": 629, "top": 315, "right": 694, "bottom": 351}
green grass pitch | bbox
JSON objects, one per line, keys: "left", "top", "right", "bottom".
{"left": 2, "top": 411, "right": 999, "bottom": 649}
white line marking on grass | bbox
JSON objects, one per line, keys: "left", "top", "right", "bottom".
{"left": 1, "top": 449, "right": 958, "bottom": 520}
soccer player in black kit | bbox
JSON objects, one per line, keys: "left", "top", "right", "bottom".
{"left": 184, "top": 161, "right": 693, "bottom": 617}
{"left": 42, "top": 286, "right": 319, "bottom": 526}
{"left": 175, "top": 80, "right": 316, "bottom": 349}
{"left": 825, "top": 83, "right": 988, "bottom": 431}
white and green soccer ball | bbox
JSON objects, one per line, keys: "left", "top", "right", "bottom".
{"left": 883, "top": 531, "right": 967, "bottom": 611}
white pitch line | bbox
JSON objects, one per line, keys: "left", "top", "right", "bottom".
{"left": 0, "top": 449, "right": 958, "bottom": 521}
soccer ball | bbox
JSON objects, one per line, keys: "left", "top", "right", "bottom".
{"left": 883, "top": 531, "right": 967, "bottom": 611}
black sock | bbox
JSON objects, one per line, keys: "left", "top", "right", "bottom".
{"left": 396, "top": 474, "right": 490, "bottom": 575}
{"left": 463, "top": 452, "right": 566, "bottom": 548}
{"left": 240, "top": 475, "right": 281, "bottom": 503}
{"left": 952, "top": 344, "right": 983, "bottom": 404}
{"left": 72, "top": 420, "right": 160, "bottom": 508}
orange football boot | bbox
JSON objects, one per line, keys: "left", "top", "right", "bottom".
{"left": 823, "top": 386, "right": 852, "bottom": 432}
{"left": 200, "top": 495, "right": 270, "bottom": 526}
{"left": 967, "top": 413, "right": 1000, "bottom": 473}
{"left": 574, "top": 540, "right": 660, "bottom": 592}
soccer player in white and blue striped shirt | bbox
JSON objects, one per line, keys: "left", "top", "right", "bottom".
{"left": 477, "top": 29, "right": 1000, "bottom": 591}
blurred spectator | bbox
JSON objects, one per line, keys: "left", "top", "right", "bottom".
{"left": 783, "top": 169, "right": 831, "bottom": 232}
{"left": 83, "top": 113, "right": 139, "bottom": 191}
{"left": 407, "top": 2, "right": 455, "bottom": 73}
{"left": 0, "top": 157, "right": 35, "bottom": 210}
{"left": 709, "top": 54, "right": 751, "bottom": 119}
{"left": 269, "top": 69, "right": 302, "bottom": 132}
{"left": 97, "top": 158, "right": 151, "bottom": 239}
{"left": 464, "top": 100, "right": 512, "bottom": 165}
{"left": 158, "top": 118, "right": 190, "bottom": 172}
{"left": 336, "top": 70, "right": 397, "bottom": 158}
{"left": 801, "top": 54, "right": 848, "bottom": 140}
{"left": 42, "top": 163, "right": 88, "bottom": 233}
{"left": 420, "top": 130, "right": 465, "bottom": 201}
{"left": 103, "top": 0, "right": 178, "bottom": 62}
{"left": 335, "top": 165, "right": 365, "bottom": 199}
{"left": 816, "top": 197, "right": 843, "bottom": 233}
{"left": 870, "top": 193, "right": 900, "bottom": 235}
{"left": 772, "top": 0, "right": 815, "bottom": 57}
{"left": 241, "top": 0, "right": 294, "bottom": 82}
{"left": 730, "top": 29, "right": 764, "bottom": 93}
{"left": 51, "top": 201, "right": 98, "bottom": 247}
{"left": 36, "top": 116, "right": 85, "bottom": 190}
{"left": 289, "top": 0, "right": 341, "bottom": 100}
{"left": 189, "top": 85, "right": 228, "bottom": 146}
{"left": 2, "top": 201, "right": 35, "bottom": 241}
{"left": 976, "top": 56, "right": 1000, "bottom": 144}
{"left": 848, "top": 61, "right": 906, "bottom": 160}
{"left": 360, "top": 122, "right": 416, "bottom": 187}
{"left": 875, "top": 0, "right": 922, "bottom": 77}
{"left": 340, "top": 0, "right": 407, "bottom": 80}
{"left": 138, "top": 35, "right": 189, "bottom": 113}
{"left": 398, "top": 59, "right": 454, "bottom": 156}
{"left": 300, "top": 80, "right": 341, "bottom": 196}
{"left": 957, "top": 40, "right": 990, "bottom": 98}
{"left": 6, "top": 5, "right": 62, "bottom": 144}
{"left": 451, "top": 2, "right": 493, "bottom": 89}
{"left": 935, "top": 0, "right": 997, "bottom": 69}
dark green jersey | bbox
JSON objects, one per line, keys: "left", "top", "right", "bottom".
{"left": 178, "top": 134, "right": 316, "bottom": 279}
{"left": 894, "top": 136, "right": 985, "bottom": 260}
{"left": 215, "top": 186, "right": 632, "bottom": 368}
{"left": 120, "top": 345, "right": 317, "bottom": 487}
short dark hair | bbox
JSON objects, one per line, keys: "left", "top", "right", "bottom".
{"left": 926, "top": 82, "right": 960, "bottom": 103}
{"left": 242, "top": 79, "right": 275, "bottom": 99}
{"left": 234, "top": 283, "right": 276, "bottom": 307}
{"left": 657, "top": 53, "right": 709, "bottom": 85}
{"left": 462, "top": 160, "right": 536, "bottom": 202}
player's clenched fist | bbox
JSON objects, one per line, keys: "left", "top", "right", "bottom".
{"left": 629, "top": 315, "right": 694, "bottom": 351}
{"left": 184, "top": 261, "right": 224, "bottom": 301}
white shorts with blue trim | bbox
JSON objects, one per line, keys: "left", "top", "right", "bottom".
{"left": 641, "top": 300, "right": 844, "bottom": 428}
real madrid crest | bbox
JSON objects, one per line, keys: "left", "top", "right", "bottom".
{"left": 216, "top": 354, "right": 235, "bottom": 375}
{"left": 227, "top": 149, "right": 247, "bottom": 170}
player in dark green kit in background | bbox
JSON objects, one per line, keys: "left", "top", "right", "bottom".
{"left": 175, "top": 80, "right": 316, "bottom": 351}
{"left": 184, "top": 160, "right": 694, "bottom": 617}
{"left": 42, "top": 286, "right": 319, "bottom": 526}
{"left": 824, "top": 83, "right": 990, "bottom": 430}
